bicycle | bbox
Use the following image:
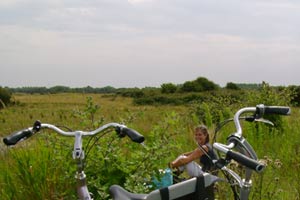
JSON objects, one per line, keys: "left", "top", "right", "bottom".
{"left": 109, "top": 104, "right": 290, "bottom": 200}
{"left": 211, "top": 104, "right": 290, "bottom": 200}
{"left": 3, "top": 121, "right": 145, "bottom": 200}
{"left": 3, "top": 104, "right": 290, "bottom": 200}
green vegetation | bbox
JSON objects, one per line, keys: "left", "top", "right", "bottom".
{"left": 0, "top": 87, "right": 12, "bottom": 108}
{"left": 225, "top": 82, "right": 240, "bottom": 90}
{"left": 1, "top": 78, "right": 300, "bottom": 199}
{"left": 8, "top": 85, "right": 117, "bottom": 94}
{"left": 3, "top": 77, "right": 300, "bottom": 107}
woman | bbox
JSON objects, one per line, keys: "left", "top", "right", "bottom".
{"left": 170, "top": 125, "right": 217, "bottom": 177}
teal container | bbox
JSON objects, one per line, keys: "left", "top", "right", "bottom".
{"left": 152, "top": 168, "right": 173, "bottom": 189}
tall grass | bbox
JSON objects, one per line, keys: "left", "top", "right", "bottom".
{"left": 0, "top": 93, "right": 299, "bottom": 199}
{"left": 1, "top": 140, "right": 75, "bottom": 199}
{"left": 0, "top": 93, "right": 187, "bottom": 199}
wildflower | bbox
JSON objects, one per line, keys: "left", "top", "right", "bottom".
{"left": 259, "top": 159, "right": 268, "bottom": 166}
{"left": 277, "top": 188, "right": 283, "bottom": 193}
{"left": 274, "top": 159, "right": 282, "bottom": 168}
{"left": 260, "top": 156, "right": 271, "bottom": 166}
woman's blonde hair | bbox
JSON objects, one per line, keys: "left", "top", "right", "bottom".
{"left": 195, "top": 125, "right": 209, "bottom": 143}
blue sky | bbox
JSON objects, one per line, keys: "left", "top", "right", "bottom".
{"left": 1, "top": 0, "right": 299, "bottom": 88}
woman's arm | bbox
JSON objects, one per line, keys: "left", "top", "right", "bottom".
{"left": 183, "top": 151, "right": 194, "bottom": 156}
{"left": 170, "top": 145, "right": 209, "bottom": 168}
{"left": 170, "top": 148, "right": 202, "bottom": 168}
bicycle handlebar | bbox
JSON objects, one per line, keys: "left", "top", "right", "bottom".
{"left": 256, "top": 104, "right": 291, "bottom": 117}
{"left": 3, "top": 128, "right": 34, "bottom": 146}
{"left": 233, "top": 104, "right": 291, "bottom": 138}
{"left": 115, "top": 126, "right": 145, "bottom": 143}
{"left": 213, "top": 143, "right": 265, "bottom": 173}
{"left": 3, "top": 121, "right": 145, "bottom": 146}
{"left": 213, "top": 104, "right": 290, "bottom": 173}
{"left": 227, "top": 150, "right": 264, "bottom": 172}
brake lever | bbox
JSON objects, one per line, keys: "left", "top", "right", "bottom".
{"left": 254, "top": 118, "right": 274, "bottom": 126}
{"left": 244, "top": 116, "right": 274, "bottom": 126}
{"left": 221, "top": 166, "right": 243, "bottom": 188}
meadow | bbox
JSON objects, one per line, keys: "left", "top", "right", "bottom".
{"left": 0, "top": 92, "right": 300, "bottom": 199}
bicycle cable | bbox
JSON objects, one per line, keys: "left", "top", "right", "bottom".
{"left": 84, "top": 128, "right": 116, "bottom": 168}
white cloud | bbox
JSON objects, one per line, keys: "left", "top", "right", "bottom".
{"left": 128, "top": 0, "right": 153, "bottom": 4}
{"left": 0, "top": 0, "right": 25, "bottom": 7}
{"left": 0, "top": 0, "right": 300, "bottom": 87}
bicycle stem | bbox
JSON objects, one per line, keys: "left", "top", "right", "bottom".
{"left": 73, "top": 132, "right": 84, "bottom": 160}
{"left": 73, "top": 131, "right": 92, "bottom": 200}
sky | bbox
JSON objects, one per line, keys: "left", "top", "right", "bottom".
{"left": 1, "top": 0, "right": 300, "bottom": 88}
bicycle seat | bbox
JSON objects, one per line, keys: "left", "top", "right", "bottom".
{"left": 110, "top": 185, "right": 148, "bottom": 200}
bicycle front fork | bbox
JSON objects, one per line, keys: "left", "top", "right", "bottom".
{"left": 76, "top": 171, "right": 93, "bottom": 200}
{"left": 239, "top": 179, "right": 252, "bottom": 200}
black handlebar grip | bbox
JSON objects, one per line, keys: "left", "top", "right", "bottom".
{"left": 121, "top": 127, "right": 145, "bottom": 143}
{"left": 227, "top": 150, "right": 265, "bottom": 173}
{"left": 3, "top": 129, "right": 34, "bottom": 146}
{"left": 264, "top": 106, "right": 291, "bottom": 115}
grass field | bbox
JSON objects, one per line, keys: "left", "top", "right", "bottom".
{"left": 1, "top": 93, "right": 300, "bottom": 199}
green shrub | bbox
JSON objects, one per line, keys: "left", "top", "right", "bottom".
{"left": 0, "top": 87, "right": 11, "bottom": 108}
{"left": 161, "top": 83, "right": 178, "bottom": 94}
{"left": 180, "top": 77, "right": 219, "bottom": 92}
{"left": 225, "top": 82, "right": 240, "bottom": 90}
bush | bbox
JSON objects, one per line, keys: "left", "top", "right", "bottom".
{"left": 180, "top": 77, "right": 219, "bottom": 92}
{"left": 287, "top": 85, "right": 300, "bottom": 106}
{"left": 245, "top": 82, "right": 294, "bottom": 131}
{"left": 161, "top": 83, "right": 178, "bottom": 94}
{"left": 0, "top": 87, "right": 11, "bottom": 108}
{"left": 133, "top": 93, "right": 206, "bottom": 106}
{"left": 70, "top": 97, "right": 187, "bottom": 199}
{"left": 117, "top": 88, "right": 145, "bottom": 98}
{"left": 225, "top": 82, "right": 240, "bottom": 90}
{"left": 189, "top": 95, "right": 234, "bottom": 127}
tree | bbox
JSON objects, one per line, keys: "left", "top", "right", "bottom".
{"left": 181, "top": 81, "right": 198, "bottom": 92}
{"left": 195, "top": 77, "right": 219, "bottom": 91}
{"left": 225, "top": 82, "right": 240, "bottom": 90}
{"left": 180, "top": 77, "right": 219, "bottom": 92}
{"left": 48, "top": 86, "right": 71, "bottom": 93}
{"left": 161, "top": 83, "right": 177, "bottom": 94}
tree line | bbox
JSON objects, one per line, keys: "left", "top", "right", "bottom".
{"left": 1, "top": 77, "right": 300, "bottom": 108}
{"left": 2, "top": 77, "right": 245, "bottom": 95}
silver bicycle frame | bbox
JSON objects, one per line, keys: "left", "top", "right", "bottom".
{"left": 214, "top": 106, "right": 259, "bottom": 200}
